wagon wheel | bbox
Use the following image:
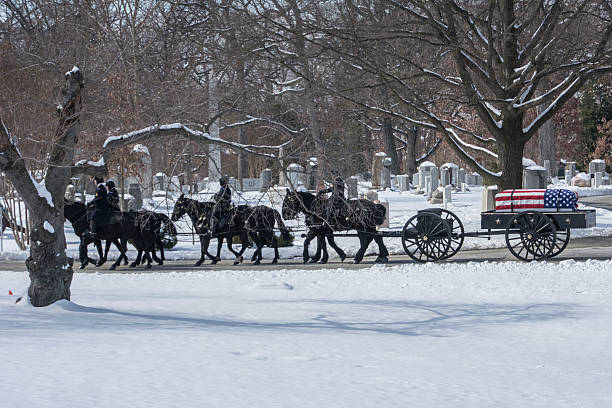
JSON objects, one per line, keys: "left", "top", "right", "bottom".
{"left": 436, "top": 209, "right": 464, "bottom": 260}
{"left": 402, "top": 212, "right": 452, "bottom": 263}
{"left": 549, "top": 226, "right": 570, "bottom": 258}
{"left": 505, "top": 212, "right": 557, "bottom": 261}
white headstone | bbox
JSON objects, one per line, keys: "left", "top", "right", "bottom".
{"left": 371, "top": 152, "right": 388, "bottom": 189}
{"left": 430, "top": 167, "right": 439, "bottom": 192}
{"left": 412, "top": 173, "right": 419, "bottom": 187}
{"left": 425, "top": 176, "right": 432, "bottom": 195}
{"left": 442, "top": 163, "right": 459, "bottom": 185}
{"left": 397, "top": 175, "right": 410, "bottom": 192}
{"left": 589, "top": 159, "right": 606, "bottom": 176}
{"left": 286, "top": 163, "right": 306, "bottom": 189}
{"left": 366, "top": 190, "right": 379, "bottom": 202}
{"left": 381, "top": 157, "right": 392, "bottom": 189}
{"left": 523, "top": 166, "right": 547, "bottom": 189}
{"left": 443, "top": 186, "right": 452, "bottom": 208}
{"left": 482, "top": 186, "right": 498, "bottom": 212}
{"left": 594, "top": 172, "right": 603, "bottom": 188}
{"left": 260, "top": 169, "right": 272, "bottom": 192}
{"left": 458, "top": 168, "right": 466, "bottom": 185}
{"left": 465, "top": 173, "right": 475, "bottom": 185}
{"left": 169, "top": 176, "right": 181, "bottom": 192}
{"left": 567, "top": 162, "right": 577, "bottom": 178}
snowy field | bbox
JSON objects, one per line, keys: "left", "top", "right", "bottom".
{"left": 2, "top": 259, "right": 612, "bottom": 407}
{"left": 1, "top": 180, "right": 611, "bottom": 264}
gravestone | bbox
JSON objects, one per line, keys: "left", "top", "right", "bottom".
{"left": 473, "top": 173, "right": 482, "bottom": 186}
{"left": 442, "top": 163, "right": 459, "bottom": 185}
{"left": 557, "top": 161, "right": 566, "bottom": 178}
{"left": 412, "top": 173, "right": 419, "bottom": 188}
{"left": 564, "top": 174, "right": 572, "bottom": 186}
{"left": 346, "top": 177, "right": 358, "bottom": 199}
{"left": 443, "top": 186, "right": 452, "bottom": 207}
{"left": 366, "top": 190, "right": 379, "bottom": 202}
{"left": 482, "top": 186, "right": 498, "bottom": 212}
{"left": 567, "top": 162, "right": 577, "bottom": 178}
{"left": 371, "top": 152, "right": 388, "bottom": 189}
{"left": 543, "top": 160, "right": 551, "bottom": 181}
{"left": 306, "top": 158, "right": 318, "bottom": 190}
{"left": 397, "top": 175, "right": 410, "bottom": 192}
{"left": 430, "top": 166, "right": 439, "bottom": 192}
{"left": 128, "top": 183, "right": 142, "bottom": 210}
{"left": 440, "top": 167, "right": 451, "bottom": 186}
{"left": 418, "top": 161, "right": 437, "bottom": 191}
{"left": 458, "top": 168, "right": 466, "bottom": 186}
{"left": 154, "top": 173, "right": 168, "bottom": 191}
{"left": 523, "top": 166, "right": 547, "bottom": 189}
{"left": 589, "top": 159, "right": 606, "bottom": 176}
{"left": 181, "top": 185, "right": 190, "bottom": 195}
{"left": 465, "top": 173, "right": 475, "bottom": 185}
{"left": 425, "top": 176, "right": 432, "bottom": 195}
{"left": 461, "top": 183, "right": 467, "bottom": 193}
{"left": 286, "top": 163, "right": 306, "bottom": 189}
{"left": 429, "top": 187, "right": 443, "bottom": 204}
{"left": 381, "top": 157, "right": 392, "bottom": 189}
{"left": 169, "top": 176, "right": 181, "bottom": 192}
{"left": 260, "top": 169, "right": 272, "bottom": 192}
{"left": 594, "top": 172, "right": 603, "bottom": 188}
{"left": 196, "top": 180, "right": 207, "bottom": 193}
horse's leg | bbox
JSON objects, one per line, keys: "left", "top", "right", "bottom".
{"left": 149, "top": 235, "right": 162, "bottom": 265}
{"left": 113, "top": 239, "right": 128, "bottom": 265}
{"left": 302, "top": 230, "right": 316, "bottom": 263}
{"left": 111, "top": 239, "right": 127, "bottom": 270}
{"left": 309, "top": 231, "right": 322, "bottom": 263}
{"left": 253, "top": 238, "right": 263, "bottom": 265}
{"left": 373, "top": 233, "right": 389, "bottom": 263}
{"left": 354, "top": 233, "right": 368, "bottom": 264}
{"left": 319, "top": 234, "right": 329, "bottom": 264}
{"left": 326, "top": 234, "right": 346, "bottom": 262}
{"left": 271, "top": 232, "right": 280, "bottom": 264}
{"left": 250, "top": 232, "right": 259, "bottom": 262}
{"left": 210, "top": 236, "right": 222, "bottom": 264}
{"left": 194, "top": 235, "right": 207, "bottom": 266}
{"left": 94, "top": 239, "right": 105, "bottom": 266}
{"left": 157, "top": 235, "right": 165, "bottom": 263}
{"left": 79, "top": 238, "right": 90, "bottom": 269}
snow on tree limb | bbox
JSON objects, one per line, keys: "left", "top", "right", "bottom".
{"left": 101, "top": 123, "right": 288, "bottom": 163}
{"left": 72, "top": 157, "right": 107, "bottom": 177}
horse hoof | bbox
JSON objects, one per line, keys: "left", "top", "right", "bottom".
{"left": 319, "top": 259, "right": 328, "bottom": 264}
{"left": 308, "top": 259, "right": 319, "bottom": 264}
{"left": 129, "top": 262, "right": 137, "bottom": 268}
{"left": 271, "top": 259, "right": 278, "bottom": 264}
{"left": 79, "top": 264, "right": 86, "bottom": 270}
{"left": 194, "top": 261, "right": 203, "bottom": 267}
{"left": 233, "top": 260, "right": 239, "bottom": 265}
{"left": 254, "top": 260, "right": 261, "bottom": 265}
{"left": 216, "top": 257, "right": 221, "bottom": 263}
{"left": 303, "top": 258, "right": 309, "bottom": 264}
{"left": 158, "top": 260, "right": 164, "bottom": 266}
{"left": 109, "top": 264, "right": 117, "bottom": 270}
{"left": 353, "top": 259, "right": 361, "bottom": 264}
{"left": 340, "top": 254, "right": 346, "bottom": 262}
{"left": 211, "top": 259, "right": 218, "bottom": 265}
{"left": 145, "top": 264, "right": 152, "bottom": 269}
{"left": 238, "top": 256, "right": 244, "bottom": 263}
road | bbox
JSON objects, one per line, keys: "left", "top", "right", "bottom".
{"left": 0, "top": 236, "right": 610, "bottom": 273}
{"left": 581, "top": 195, "right": 612, "bottom": 210}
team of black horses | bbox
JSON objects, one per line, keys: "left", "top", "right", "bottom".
{"left": 65, "top": 190, "right": 389, "bottom": 269}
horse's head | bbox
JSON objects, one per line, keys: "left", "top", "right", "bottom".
{"left": 171, "top": 194, "right": 187, "bottom": 221}
{"left": 282, "top": 190, "right": 301, "bottom": 220}
{"left": 63, "top": 201, "right": 86, "bottom": 223}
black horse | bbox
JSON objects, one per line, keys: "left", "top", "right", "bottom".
{"left": 282, "top": 190, "right": 389, "bottom": 263}
{"left": 281, "top": 191, "right": 346, "bottom": 264}
{"left": 64, "top": 201, "right": 159, "bottom": 269}
{"left": 100, "top": 210, "right": 177, "bottom": 266}
{"left": 171, "top": 194, "right": 291, "bottom": 265}
{"left": 63, "top": 201, "right": 123, "bottom": 268}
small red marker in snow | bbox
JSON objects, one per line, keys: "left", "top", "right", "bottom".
{"left": 9, "top": 290, "right": 13, "bottom": 296}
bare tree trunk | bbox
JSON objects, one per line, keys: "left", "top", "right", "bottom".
{"left": 405, "top": 126, "right": 418, "bottom": 177}
{"left": 382, "top": 117, "right": 401, "bottom": 174}
{"left": 208, "top": 71, "right": 222, "bottom": 181}
{"left": 0, "top": 68, "right": 84, "bottom": 306}
{"left": 537, "top": 105, "right": 556, "bottom": 171}
{"left": 237, "top": 63, "right": 249, "bottom": 187}
{"left": 497, "top": 117, "right": 526, "bottom": 190}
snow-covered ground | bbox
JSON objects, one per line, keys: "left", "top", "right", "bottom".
{"left": 2, "top": 260, "right": 612, "bottom": 407}
{"left": 1, "top": 181, "right": 611, "bottom": 263}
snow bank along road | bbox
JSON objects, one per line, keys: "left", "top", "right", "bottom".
{"left": 2, "top": 260, "right": 612, "bottom": 407}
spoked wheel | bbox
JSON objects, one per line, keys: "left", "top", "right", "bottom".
{"left": 402, "top": 212, "right": 452, "bottom": 263}
{"left": 549, "top": 227, "right": 570, "bottom": 258}
{"left": 505, "top": 211, "right": 557, "bottom": 261}
{"left": 436, "top": 209, "right": 464, "bottom": 260}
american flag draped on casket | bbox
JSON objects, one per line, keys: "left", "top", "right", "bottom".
{"left": 494, "top": 189, "right": 579, "bottom": 212}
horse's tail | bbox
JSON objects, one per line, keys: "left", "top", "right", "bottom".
{"left": 373, "top": 203, "right": 386, "bottom": 226}
{"left": 273, "top": 209, "right": 291, "bottom": 241}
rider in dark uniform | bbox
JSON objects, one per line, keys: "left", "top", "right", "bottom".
{"left": 318, "top": 176, "right": 348, "bottom": 227}
{"left": 210, "top": 176, "right": 232, "bottom": 236}
{"left": 87, "top": 177, "right": 111, "bottom": 238}
{"left": 106, "top": 180, "right": 120, "bottom": 211}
